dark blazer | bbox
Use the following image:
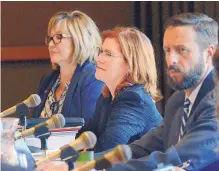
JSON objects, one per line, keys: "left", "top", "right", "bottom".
{"left": 108, "top": 71, "right": 219, "bottom": 171}
{"left": 77, "top": 84, "right": 162, "bottom": 152}
{"left": 32, "top": 60, "right": 104, "bottom": 124}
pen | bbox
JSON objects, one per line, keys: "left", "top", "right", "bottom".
{"left": 180, "top": 160, "right": 191, "bottom": 169}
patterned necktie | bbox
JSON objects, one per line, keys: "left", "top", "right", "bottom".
{"left": 180, "top": 98, "right": 191, "bottom": 139}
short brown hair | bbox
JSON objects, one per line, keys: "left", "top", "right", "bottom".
{"left": 165, "top": 13, "right": 218, "bottom": 51}
{"left": 101, "top": 27, "right": 162, "bottom": 101}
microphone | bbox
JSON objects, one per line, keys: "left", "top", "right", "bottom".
{"left": 35, "top": 131, "right": 97, "bottom": 167}
{"left": 14, "top": 114, "right": 65, "bottom": 140}
{"left": 0, "top": 94, "right": 41, "bottom": 117}
{"left": 73, "top": 145, "right": 132, "bottom": 171}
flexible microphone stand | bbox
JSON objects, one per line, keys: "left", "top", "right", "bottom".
{"left": 16, "top": 103, "right": 28, "bottom": 131}
{"left": 34, "top": 126, "right": 51, "bottom": 157}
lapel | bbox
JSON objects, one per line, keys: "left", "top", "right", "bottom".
{"left": 62, "top": 60, "right": 90, "bottom": 117}
{"left": 190, "top": 70, "right": 215, "bottom": 115}
{"left": 184, "top": 70, "right": 215, "bottom": 134}
{"left": 168, "top": 107, "right": 185, "bottom": 146}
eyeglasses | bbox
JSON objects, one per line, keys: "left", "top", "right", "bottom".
{"left": 45, "top": 33, "right": 71, "bottom": 45}
{"left": 97, "top": 47, "right": 124, "bottom": 58}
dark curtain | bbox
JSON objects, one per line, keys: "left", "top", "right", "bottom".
{"left": 133, "top": 1, "right": 219, "bottom": 115}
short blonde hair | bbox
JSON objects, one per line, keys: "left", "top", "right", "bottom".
{"left": 102, "top": 27, "right": 162, "bottom": 101}
{"left": 48, "top": 10, "right": 101, "bottom": 69}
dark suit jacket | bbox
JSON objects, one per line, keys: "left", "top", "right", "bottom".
{"left": 78, "top": 84, "right": 162, "bottom": 152}
{"left": 32, "top": 60, "right": 104, "bottom": 124}
{"left": 108, "top": 71, "right": 219, "bottom": 171}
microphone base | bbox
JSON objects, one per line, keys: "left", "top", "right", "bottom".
{"left": 17, "top": 102, "right": 28, "bottom": 128}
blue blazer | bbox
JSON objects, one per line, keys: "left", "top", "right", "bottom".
{"left": 108, "top": 71, "right": 219, "bottom": 171}
{"left": 77, "top": 84, "right": 162, "bottom": 152}
{"left": 32, "top": 60, "right": 104, "bottom": 124}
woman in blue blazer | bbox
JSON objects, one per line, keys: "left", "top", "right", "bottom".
{"left": 77, "top": 27, "right": 163, "bottom": 152}
{"left": 32, "top": 11, "right": 104, "bottom": 123}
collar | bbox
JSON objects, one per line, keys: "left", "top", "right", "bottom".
{"left": 186, "top": 69, "right": 212, "bottom": 105}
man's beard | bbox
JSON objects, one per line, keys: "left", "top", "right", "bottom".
{"left": 167, "top": 60, "right": 205, "bottom": 90}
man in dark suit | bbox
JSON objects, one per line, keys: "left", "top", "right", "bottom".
{"left": 107, "top": 13, "right": 219, "bottom": 171}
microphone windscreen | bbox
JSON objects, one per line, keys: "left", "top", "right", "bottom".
{"left": 26, "top": 94, "right": 41, "bottom": 107}
{"left": 67, "top": 131, "right": 97, "bottom": 152}
{"left": 117, "top": 145, "right": 132, "bottom": 161}
{"left": 50, "top": 114, "right": 66, "bottom": 129}
{"left": 95, "top": 145, "right": 132, "bottom": 170}
{"left": 80, "top": 131, "right": 97, "bottom": 149}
